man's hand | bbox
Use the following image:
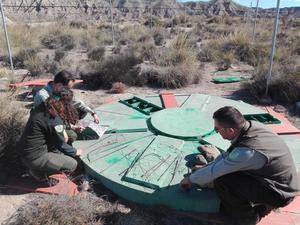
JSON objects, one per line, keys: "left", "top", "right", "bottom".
{"left": 92, "top": 113, "right": 100, "bottom": 124}
{"left": 76, "top": 149, "right": 83, "bottom": 156}
{"left": 180, "top": 177, "right": 193, "bottom": 192}
{"left": 198, "top": 145, "right": 220, "bottom": 162}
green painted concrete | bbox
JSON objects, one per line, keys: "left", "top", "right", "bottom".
{"left": 73, "top": 94, "right": 300, "bottom": 213}
{"left": 150, "top": 108, "right": 214, "bottom": 139}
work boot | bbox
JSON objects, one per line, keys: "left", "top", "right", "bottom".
{"left": 28, "top": 170, "right": 47, "bottom": 182}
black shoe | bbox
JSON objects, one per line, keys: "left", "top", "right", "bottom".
{"left": 254, "top": 204, "right": 273, "bottom": 219}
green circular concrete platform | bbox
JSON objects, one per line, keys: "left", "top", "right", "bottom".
{"left": 150, "top": 108, "right": 214, "bottom": 138}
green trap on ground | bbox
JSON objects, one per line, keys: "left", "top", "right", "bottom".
{"left": 73, "top": 94, "right": 297, "bottom": 213}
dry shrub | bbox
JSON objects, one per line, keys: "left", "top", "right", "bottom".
{"left": 5, "top": 194, "right": 119, "bottom": 225}
{"left": 151, "top": 63, "right": 200, "bottom": 88}
{"left": 69, "top": 20, "right": 88, "bottom": 29}
{"left": 150, "top": 33, "right": 202, "bottom": 88}
{"left": 124, "top": 63, "right": 157, "bottom": 86}
{"left": 152, "top": 28, "right": 164, "bottom": 46}
{"left": 144, "top": 16, "right": 163, "bottom": 27}
{"left": 88, "top": 46, "right": 106, "bottom": 61}
{"left": 54, "top": 49, "right": 66, "bottom": 62}
{"left": 109, "top": 82, "right": 127, "bottom": 94}
{"left": 41, "top": 30, "right": 76, "bottom": 51}
{"left": 23, "top": 55, "right": 47, "bottom": 76}
{"left": 244, "top": 58, "right": 300, "bottom": 103}
{"left": 82, "top": 52, "right": 142, "bottom": 89}
{"left": 206, "top": 16, "right": 222, "bottom": 24}
{"left": 0, "top": 24, "right": 40, "bottom": 56}
{"left": 156, "top": 33, "right": 196, "bottom": 66}
{"left": 122, "top": 25, "right": 150, "bottom": 43}
{"left": 130, "top": 41, "right": 157, "bottom": 61}
{"left": 172, "top": 14, "right": 190, "bottom": 25}
{"left": 199, "top": 31, "right": 269, "bottom": 66}
{"left": 0, "top": 67, "right": 10, "bottom": 78}
{"left": 0, "top": 94, "right": 26, "bottom": 183}
{"left": 216, "top": 52, "right": 235, "bottom": 71}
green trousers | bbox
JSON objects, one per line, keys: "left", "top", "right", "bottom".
{"left": 22, "top": 152, "right": 77, "bottom": 177}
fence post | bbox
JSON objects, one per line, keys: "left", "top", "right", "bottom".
{"left": 150, "top": 2, "right": 153, "bottom": 29}
{"left": 265, "top": 0, "right": 281, "bottom": 96}
{"left": 0, "top": 0, "right": 14, "bottom": 75}
{"left": 252, "top": 0, "right": 259, "bottom": 43}
{"left": 109, "top": 0, "right": 115, "bottom": 46}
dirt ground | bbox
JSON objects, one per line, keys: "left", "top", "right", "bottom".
{"left": 0, "top": 62, "right": 299, "bottom": 224}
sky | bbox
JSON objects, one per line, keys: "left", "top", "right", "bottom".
{"left": 179, "top": 0, "right": 300, "bottom": 9}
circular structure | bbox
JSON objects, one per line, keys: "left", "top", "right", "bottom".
{"left": 73, "top": 94, "right": 299, "bottom": 213}
{"left": 150, "top": 108, "right": 213, "bottom": 138}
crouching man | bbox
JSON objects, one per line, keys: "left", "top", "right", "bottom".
{"left": 180, "top": 106, "right": 300, "bottom": 225}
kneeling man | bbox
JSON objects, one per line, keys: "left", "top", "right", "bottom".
{"left": 180, "top": 106, "right": 300, "bottom": 225}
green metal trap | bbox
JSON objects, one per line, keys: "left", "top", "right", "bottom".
{"left": 244, "top": 113, "right": 281, "bottom": 124}
{"left": 73, "top": 94, "right": 296, "bottom": 214}
{"left": 120, "top": 97, "right": 163, "bottom": 115}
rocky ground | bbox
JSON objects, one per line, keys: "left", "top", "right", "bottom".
{"left": 0, "top": 61, "right": 299, "bottom": 224}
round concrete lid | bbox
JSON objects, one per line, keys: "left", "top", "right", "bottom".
{"left": 150, "top": 108, "right": 214, "bottom": 139}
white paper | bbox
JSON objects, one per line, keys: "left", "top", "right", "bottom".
{"left": 87, "top": 122, "right": 108, "bottom": 138}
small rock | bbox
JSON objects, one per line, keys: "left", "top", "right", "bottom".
{"left": 259, "top": 97, "right": 272, "bottom": 105}
{"left": 295, "top": 102, "right": 300, "bottom": 114}
{"left": 273, "top": 105, "right": 286, "bottom": 113}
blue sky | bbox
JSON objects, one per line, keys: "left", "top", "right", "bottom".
{"left": 179, "top": 0, "right": 300, "bottom": 9}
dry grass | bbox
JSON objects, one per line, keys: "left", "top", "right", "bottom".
{"left": 0, "top": 94, "right": 27, "bottom": 151}
{"left": 121, "top": 25, "right": 150, "bottom": 43}
{"left": 244, "top": 54, "right": 300, "bottom": 103}
{"left": 0, "top": 24, "right": 40, "bottom": 57}
{"left": 151, "top": 63, "right": 200, "bottom": 89}
{"left": 0, "top": 94, "right": 27, "bottom": 183}
{"left": 109, "top": 82, "right": 127, "bottom": 94}
{"left": 199, "top": 30, "right": 269, "bottom": 66}
{"left": 5, "top": 193, "right": 119, "bottom": 225}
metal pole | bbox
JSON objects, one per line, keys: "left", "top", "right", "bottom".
{"left": 252, "top": 0, "right": 259, "bottom": 43}
{"left": 0, "top": 0, "right": 14, "bottom": 74}
{"left": 150, "top": 2, "right": 153, "bottom": 29}
{"left": 184, "top": 5, "right": 187, "bottom": 24}
{"left": 109, "top": 0, "right": 115, "bottom": 46}
{"left": 248, "top": 2, "right": 252, "bottom": 25}
{"left": 265, "top": 0, "right": 281, "bottom": 96}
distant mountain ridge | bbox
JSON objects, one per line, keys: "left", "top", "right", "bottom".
{"left": 2, "top": 0, "right": 299, "bottom": 20}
